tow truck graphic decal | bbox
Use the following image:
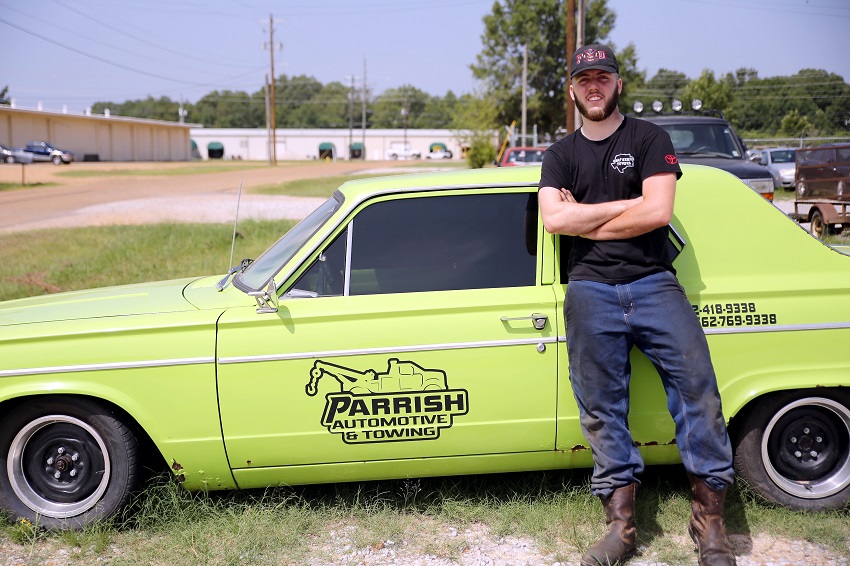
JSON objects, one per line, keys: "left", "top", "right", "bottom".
{"left": 305, "top": 358, "right": 469, "bottom": 444}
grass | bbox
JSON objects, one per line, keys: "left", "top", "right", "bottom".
{"left": 253, "top": 173, "right": 382, "bottom": 198}
{"left": 0, "top": 221, "right": 292, "bottom": 301}
{"left": 54, "top": 162, "right": 269, "bottom": 178}
{"left": 1, "top": 468, "right": 848, "bottom": 564}
{"left": 252, "top": 160, "right": 468, "bottom": 198}
{"left": 1, "top": 208, "right": 849, "bottom": 563}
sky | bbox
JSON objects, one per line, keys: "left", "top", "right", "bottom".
{"left": 1, "top": 0, "right": 848, "bottom": 116}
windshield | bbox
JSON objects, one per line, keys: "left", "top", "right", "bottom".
{"left": 235, "top": 194, "right": 342, "bottom": 291}
{"left": 661, "top": 124, "right": 742, "bottom": 158}
{"left": 770, "top": 149, "right": 796, "bottom": 163}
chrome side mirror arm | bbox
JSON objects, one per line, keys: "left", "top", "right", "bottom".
{"left": 248, "top": 279, "right": 279, "bottom": 314}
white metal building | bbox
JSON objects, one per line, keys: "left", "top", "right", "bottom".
{"left": 189, "top": 128, "right": 469, "bottom": 161}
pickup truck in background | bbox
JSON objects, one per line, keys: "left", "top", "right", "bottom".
{"left": 385, "top": 142, "right": 421, "bottom": 160}
{"left": 23, "top": 141, "right": 75, "bottom": 165}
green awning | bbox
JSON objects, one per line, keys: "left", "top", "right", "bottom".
{"left": 350, "top": 142, "right": 364, "bottom": 150}
{"left": 207, "top": 141, "right": 224, "bottom": 150}
{"left": 319, "top": 142, "right": 335, "bottom": 151}
{"left": 190, "top": 139, "right": 198, "bottom": 149}
{"left": 430, "top": 142, "right": 447, "bottom": 151}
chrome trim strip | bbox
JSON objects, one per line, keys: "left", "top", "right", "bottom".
{"left": 0, "top": 357, "right": 214, "bottom": 379}
{"left": 218, "top": 336, "right": 559, "bottom": 365}
{"left": 555, "top": 322, "right": 850, "bottom": 342}
{"left": 704, "top": 322, "right": 850, "bottom": 335}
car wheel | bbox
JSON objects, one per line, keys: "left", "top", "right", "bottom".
{"left": 52, "top": 155, "right": 63, "bottom": 165}
{"left": 810, "top": 209, "right": 827, "bottom": 239}
{"left": 0, "top": 397, "right": 140, "bottom": 529}
{"left": 5, "top": 156, "right": 13, "bottom": 164}
{"left": 733, "top": 390, "right": 850, "bottom": 510}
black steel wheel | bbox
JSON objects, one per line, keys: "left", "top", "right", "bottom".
{"left": 0, "top": 398, "right": 139, "bottom": 529}
{"left": 733, "top": 390, "right": 850, "bottom": 510}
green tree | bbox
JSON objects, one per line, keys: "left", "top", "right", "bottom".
{"left": 470, "top": 0, "right": 620, "bottom": 136}
{"left": 190, "top": 90, "right": 264, "bottom": 128}
{"left": 779, "top": 109, "right": 815, "bottom": 138}
{"left": 0, "top": 86, "right": 10, "bottom": 105}
{"left": 682, "top": 70, "right": 733, "bottom": 115}
{"left": 370, "top": 86, "right": 431, "bottom": 129}
{"left": 451, "top": 92, "right": 498, "bottom": 168}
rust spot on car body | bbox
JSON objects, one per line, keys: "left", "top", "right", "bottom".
{"left": 171, "top": 460, "right": 183, "bottom": 471}
{"left": 570, "top": 444, "right": 588, "bottom": 451}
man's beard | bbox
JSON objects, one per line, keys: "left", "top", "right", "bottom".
{"left": 575, "top": 88, "right": 619, "bottom": 122}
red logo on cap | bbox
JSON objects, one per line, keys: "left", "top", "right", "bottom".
{"left": 665, "top": 154, "right": 678, "bottom": 165}
{"left": 576, "top": 48, "right": 607, "bottom": 65}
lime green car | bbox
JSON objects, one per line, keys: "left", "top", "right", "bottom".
{"left": 1, "top": 165, "right": 849, "bottom": 529}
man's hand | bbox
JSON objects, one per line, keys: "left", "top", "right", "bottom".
{"left": 539, "top": 185, "right": 642, "bottom": 236}
{"left": 579, "top": 172, "right": 676, "bottom": 240}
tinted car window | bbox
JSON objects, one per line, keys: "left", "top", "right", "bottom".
{"left": 349, "top": 193, "right": 536, "bottom": 295}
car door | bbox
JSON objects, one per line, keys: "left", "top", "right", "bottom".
{"left": 216, "top": 189, "right": 558, "bottom": 480}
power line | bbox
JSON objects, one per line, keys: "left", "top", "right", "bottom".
{"left": 0, "top": 16, "right": 262, "bottom": 88}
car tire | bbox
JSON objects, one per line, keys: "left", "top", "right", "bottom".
{"left": 52, "top": 155, "right": 63, "bottom": 165}
{"left": 733, "top": 390, "right": 850, "bottom": 511}
{"left": 0, "top": 397, "right": 140, "bottom": 529}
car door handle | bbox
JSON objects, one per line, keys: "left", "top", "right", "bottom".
{"left": 500, "top": 313, "right": 548, "bottom": 330}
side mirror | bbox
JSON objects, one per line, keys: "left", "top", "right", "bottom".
{"left": 248, "top": 279, "right": 279, "bottom": 314}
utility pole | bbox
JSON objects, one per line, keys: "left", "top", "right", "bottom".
{"left": 566, "top": 0, "right": 575, "bottom": 134}
{"left": 565, "top": 0, "right": 585, "bottom": 134}
{"left": 522, "top": 44, "right": 528, "bottom": 147}
{"left": 362, "top": 59, "right": 367, "bottom": 157}
{"left": 348, "top": 75, "right": 355, "bottom": 160}
{"left": 264, "top": 14, "right": 281, "bottom": 165}
{"left": 264, "top": 74, "right": 272, "bottom": 165}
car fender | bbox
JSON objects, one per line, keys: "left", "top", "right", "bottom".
{"left": 721, "top": 358, "right": 850, "bottom": 423}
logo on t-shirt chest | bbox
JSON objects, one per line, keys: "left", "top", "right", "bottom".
{"left": 610, "top": 153, "right": 635, "bottom": 173}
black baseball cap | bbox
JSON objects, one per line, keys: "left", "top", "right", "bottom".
{"left": 570, "top": 43, "right": 619, "bottom": 79}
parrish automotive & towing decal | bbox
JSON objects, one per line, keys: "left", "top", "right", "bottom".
{"left": 305, "top": 358, "right": 469, "bottom": 444}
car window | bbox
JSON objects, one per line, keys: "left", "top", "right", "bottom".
{"left": 290, "top": 229, "right": 348, "bottom": 296}
{"left": 346, "top": 192, "right": 536, "bottom": 295}
{"left": 770, "top": 150, "right": 795, "bottom": 163}
{"left": 662, "top": 124, "right": 740, "bottom": 158}
{"left": 237, "top": 195, "right": 342, "bottom": 291}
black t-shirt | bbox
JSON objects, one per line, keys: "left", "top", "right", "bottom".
{"left": 538, "top": 116, "right": 682, "bottom": 284}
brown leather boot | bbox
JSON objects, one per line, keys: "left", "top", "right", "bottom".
{"left": 688, "top": 473, "right": 736, "bottom": 566}
{"left": 580, "top": 483, "right": 638, "bottom": 566}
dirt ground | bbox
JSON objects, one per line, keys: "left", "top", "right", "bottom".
{"left": 0, "top": 160, "right": 422, "bottom": 233}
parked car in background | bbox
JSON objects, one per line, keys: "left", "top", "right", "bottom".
{"left": 636, "top": 113, "right": 774, "bottom": 201}
{"left": 23, "top": 140, "right": 75, "bottom": 165}
{"left": 426, "top": 149, "right": 453, "bottom": 160}
{"left": 2, "top": 165, "right": 850, "bottom": 529}
{"left": 0, "top": 145, "right": 15, "bottom": 163}
{"left": 751, "top": 147, "right": 797, "bottom": 190}
{"left": 497, "top": 146, "right": 546, "bottom": 167}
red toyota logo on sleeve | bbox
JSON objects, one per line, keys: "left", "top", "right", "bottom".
{"left": 665, "top": 154, "right": 678, "bottom": 165}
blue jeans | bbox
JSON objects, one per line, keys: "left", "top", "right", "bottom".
{"left": 565, "top": 271, "right": 734, "bottom": 497}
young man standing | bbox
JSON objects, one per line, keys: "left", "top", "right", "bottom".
{"left": 538, "top": 44, "right": 736, "bottom": 566}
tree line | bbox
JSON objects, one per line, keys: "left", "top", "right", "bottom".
{"left": 6, "top": 1, "right": 849, "bottom": 140}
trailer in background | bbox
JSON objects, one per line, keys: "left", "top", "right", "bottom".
{"left": 790, "top": 144, "right": 850, "bottom": 239}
